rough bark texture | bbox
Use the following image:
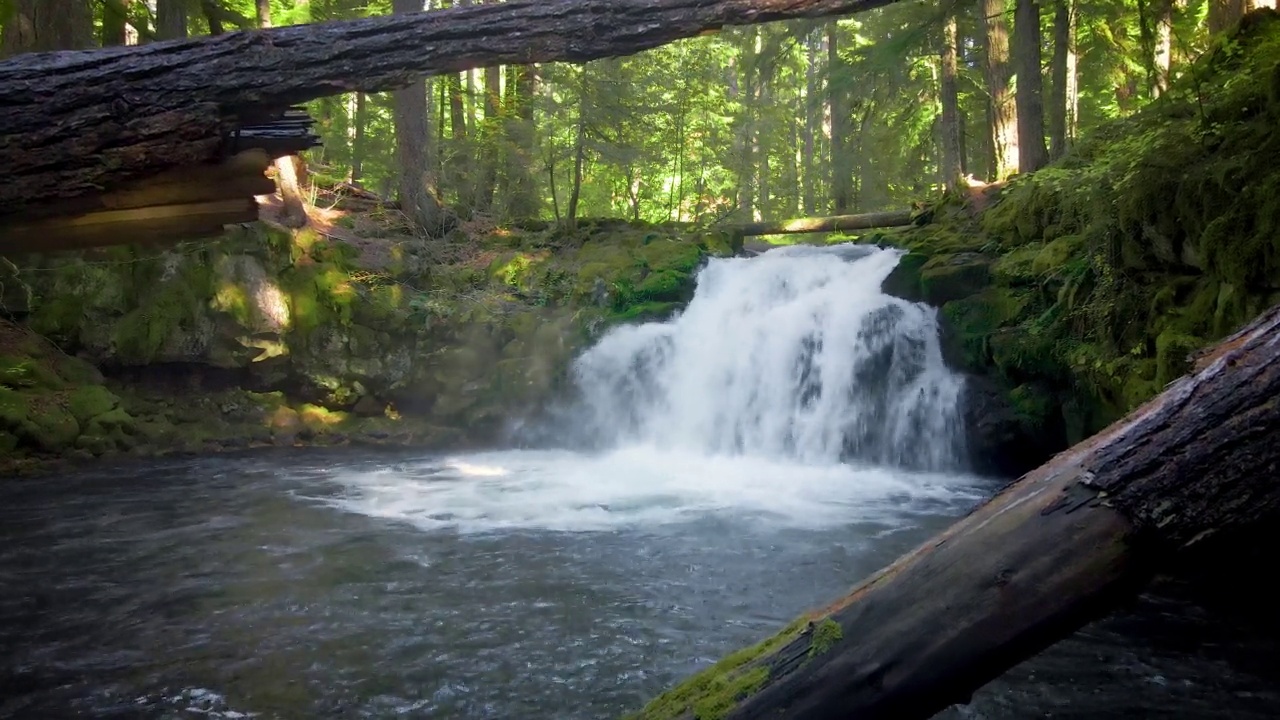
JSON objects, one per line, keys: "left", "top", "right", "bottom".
{"left": 0, "top": 0, "right": 94, "bottom": 56}
{"left": 156, "top": 0, "right": 189, "bottom": 41}
{"left": 1014, "top": 0, "right": 1048, "bottom": 173}
{"left": 0, "top": 0, "right": 899, "bottom": 222}
{"left": 630, "top": 304, "right": 1280, "bottom": 720}
{"left": 982, "top": 0, "right": 1018, "bottom": 179}
{"left": 391, "top": 0, "right": 447, "bottom": 235}
{"left": 1047, "top": 0, "right": 1076, "bottom": 158}
{"left": 939, "top": 12, "right": 964, "bottom": 188}
{"left": 734, "top": 210, "right": 913, "bottom": 236}
{"left": 827, "top": 23, "right": 852, "bottom": 213}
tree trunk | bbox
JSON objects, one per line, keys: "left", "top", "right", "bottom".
{"left": 475, "top": 15, "right": 503, "bottom": 215}
{"left": 735, "top": 209, "right": 913, "bottom": 237}
{"left": 503, "top": 63, "right": 540, "bottom": 219}
{"left": 1208, "top": 0, "right": 1247, "bottom": 33}
{"left": 632, "top": 303, "right": 1280, "bottom": 720}
{"left": 0, "top": 0, "right": 901, "bottom": 221}
{"left": 351, "top": 92, "right": 367, "bottom": 183}
{"left": 939, "top": 11, "right": 964, "bottom": 189}
{"left": 982, "top": 0, "right": 1018, "bottom": 180}
{"left": 1047, "top": 0, "right": 1077, "bottom": 159}
{"left": 200, "top": 0, "right": 224, "bottom": 35}
{"left": 737, "top": 29, "right": 758, "bottom": 220}
{"left": 102, "top": 0, "right": 132, "bottom": 46}
{"left": 828, "top": 22, "right": 852, "bottom": 213}
{"left": 255, "top": 0, "right": 272, "bottom": 26}
{"left": 156, "top": 0, "right": 188, "bottom": 40}
{"left": 1013, "top": 0, "right": 1047, "bottom": 173}
{"left": 391, "top": 0, "right": 446, "bottom": 235}
{"left": 1, "top": 0, "right": 94, "bottom": 55}
{"left": 566, "top": 80, "right": 587, "bottom": 232}
{"left": 1153, "top": 0, "right": 1175, "bottom": 96}
{"left": 802, "top": 30, "right": 820, "bottom": 215}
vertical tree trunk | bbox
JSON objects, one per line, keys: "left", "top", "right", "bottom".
{"left": 828, "top": 22, "right": 852, "bottom": 213}
{"left": 802, "top": 30, "right": 820, "bottom": 215}
{"left": 566, "top": 72, "right": 587, "bottom": 232}
{"left": 391, "top": 0, "right": 446, "bottom": 234}
{"left": 351, "top": 92, "right": 367, "bottom": 183}
{"left": 737, "top": 29, "right": 758, "bottom": 220}
{"left": 757, "top": 50, "right": 772, "bottom": 219}
{"left": 503, "top": 63, "right": 540, "bottom": 219}
{"left": 1208, "top": 0, "right": 1247, "bottom": 33}
{"left": 102, "top": 0, "right": 132, "bottom": 46}
{"left": 255, "top": 0, "right": 308, "bottom": 227}
{"left": 1048, "top": 0, "right": 1077, "bottom": 158}
{"left": 1, "top": 0, "right": 94, "bottom": 55}
{"left": 983, "top": 0, "right": 1018, "bottom": 179}
{"left": 1014, "top": 0, "right": 1048, "bottom": 173}
{"left": 939, "top": 10, "right": 964, "bottom": 189}
{"left": 200, "top": 0, "right": 225, "bottom": 35}
{"left": 475, "top": 18, "right": 503, "bottom": 215}
{"left": 156, "top": 0, "right": 188, "bottom": 40}
{"left": 1153, "top": 0, "right": 1176, "bottom": 96}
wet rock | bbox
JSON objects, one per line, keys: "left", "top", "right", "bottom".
{"left": 961, "top": 375, "right": 1060, "bottom": 478}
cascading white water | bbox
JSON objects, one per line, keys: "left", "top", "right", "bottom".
{"left": 571, "top": 244, "right": 966, "bottom": 471}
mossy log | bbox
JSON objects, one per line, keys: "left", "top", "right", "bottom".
{"left": 0, "top": 0, "right": 894, "bottom": 224}
{"left": 734, "top": 210, "right": 914, "bottom": 237}
{"left": 630, "top": 303, "right": 1280, "bottom": 720}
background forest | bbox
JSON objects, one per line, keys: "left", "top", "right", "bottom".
{"left": 3, "top": 0, "right": 1266, "bottom": 232}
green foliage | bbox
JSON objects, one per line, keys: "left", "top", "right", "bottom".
{"left": 808, "top": 619, "right": 844, "bottom": 658}
{"left": 628, "top": 618, "right": 806, "bottom": 720}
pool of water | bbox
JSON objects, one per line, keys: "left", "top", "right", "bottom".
{"left": 1, "top": 447, "right": 1276, "bottom": 719}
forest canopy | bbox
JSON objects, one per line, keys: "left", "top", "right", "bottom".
{"left": 0, "top": 0, "right": 1268, "bottom": 234}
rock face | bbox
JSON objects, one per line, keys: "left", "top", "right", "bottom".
{"left": 1, "top": 219, "right": 726, "bottom": 469}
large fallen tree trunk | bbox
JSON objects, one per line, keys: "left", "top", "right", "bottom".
{"left": 734, "top": 210, "right": 914, "bottom": 237}
{"left": 0, "top": 0, "right": 895, "bottom": 222}
{"left": 628, "top": 305, "right": 1280, "bottom": 720}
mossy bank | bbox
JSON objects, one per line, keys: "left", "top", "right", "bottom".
{"left": 872, "top": 10, "right": 1280, "bottom": 474}
{"left": 1, "top": 217, "right": 737, "bottom": 474}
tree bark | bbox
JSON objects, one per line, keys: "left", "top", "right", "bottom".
{"left": 802, "top": 30, "right": 820, "bottom": 215}
{"left": 1153, "top": 0, "right": 1176, "bottom": 96}
{"left": 982, "top": 0, "right": 1018, "bottom": 180}
{"left": 827, "top": 22, "right": 852, "bottom": 213}
{"left": 1, "top": 0, "right": 94, "bottom": 56}
{"left": 502, "top": 63, "right": 540, "bottom": 219}
{"left": 102, "top": 0, "right": 133, "bottom": 47}
{"left": 155, "top": 0, "right": 188, "bottom": 41}
{"left": 351, "top": 92, "right": 367, "bottom": 183}
{"left": 0, "top": 0, "right": 899, "bottom": 221}
{"left": 1208, "top": 0, "right": 1247, "bottom": 33}
{"left": 939, "top": 11, "right": 964, "bottom": 189}
{"left": 1013, "top": 0, "right": 1047, "bottom": 173}
{"left": 734, "top": 209, "right": 913, "bottom": 236}
{"left": 566, "top": 68, "right": 588, "bottom": 232}
{"left": 1047, "top": 0, "right": 1077, "bottom": 158}
{"left": 391, "top": 0, "right": 446, "bottom": 235}
{"left": 631, "top": 303, "right": 1280, "bottom": 720}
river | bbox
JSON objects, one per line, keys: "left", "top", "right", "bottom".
{"left": 2, "top": 245, "right": 1277, "bottom": 718}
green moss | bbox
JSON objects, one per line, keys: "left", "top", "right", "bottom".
{"left": 1155, "top": 329, "right": 1203, "bottom": 385}
{"left": 808, "top": 620, "right": 844, "bottom": 658}
{"left": 919, "top": 254, "right": 993, "bottom": 304}
{"left": 65, "top": 385, "right": 120, "bottom": 425}
{"left": 881, "top": 252, "right": 928, "bottom": 301}
{"left": 0, "top": 354, "right": 63, "bottom": 390}
{"left": 0, "top": 388, "right": 80, "bottom": 452}
{"left": 628, "top": 618, "right": 805, "bottom": 720}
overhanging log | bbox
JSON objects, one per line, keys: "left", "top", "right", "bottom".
{"left": 629, "top": 304, "right": 1280, "bottom": 720}
{"left": 0, "top": 0, "right": 897, "bottom": 219}
{"left": 734, "top": 210, "right": 914, "bottom": 237}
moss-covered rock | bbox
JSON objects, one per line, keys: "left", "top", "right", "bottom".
{"left": 66, "top": 385, "right": 120, "bottom": 425}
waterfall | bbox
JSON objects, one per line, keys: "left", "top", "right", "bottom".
{"left": 569, "top": 244, "right": 966, "bottom": 472}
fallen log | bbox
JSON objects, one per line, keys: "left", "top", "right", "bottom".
{"left": 0, "top": 0, "right": 896, "bottom": 223}
{"left": 733, "top": 210, "right": 914, "bottom": 237}
{"left": 628, "top": 304, "right": 1280, "bottom": 720}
